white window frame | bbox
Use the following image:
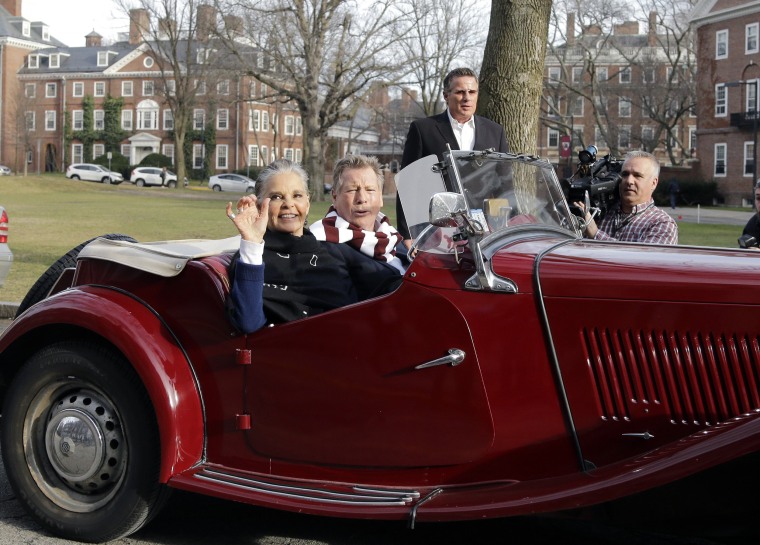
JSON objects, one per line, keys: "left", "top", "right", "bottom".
{"left": 46, "top": 83, "right": 56, "bottom": 98}
{"left": 715, "top": 143, "right": 727, "bottom": 176}
{"left": 217, "top": 80, "right": 230, "bottom": 95}
{"left": 142, "top": 80, "right": 154, "bottom": 96}
{"left": 571, "top": 95, "right": 584, "bottom": 117}
{"left": 94, "top": 110, "right": 105, "bottom": 131}
{"left": 716, "top": 29, "right": 728, "bottom": 59}
{"left": 166, "top": 79, "right": 176, "bottom": 96}
{"left": 94, "top": 81, "right": 105, "bottom": 97}
{"left": 121, "top": 144, "right": 130, "bottom": 157}
{"left": 250, "top": 109, "right": 260, "bottom": 131}
{"left": 596, "top": 67, "right": 608, "bottom": 82}
{"left": 122, "top": 81, "right": 133, "bottom": 97}
{"left": 547, "top": 128, "right": 559, "bottom": 148}
{"left": 25, "top": 111, "right": 35, "bottom": 131}
{"left": 163, "top": 109, "right": 174, "bottom": 130}
{"left": 284, "top": 148, "right": 294, "bottom": 161}
{"left": 25, "top": 83, "right": 35, "bottom": 98}
{"left": 285, "top": 115, "right": 295, "bottom": 135}
{"left": 93, "top": 144, "right": 105, "bottom": 159}
{"left": 715, "top": 84, "right": 727, "bottom": 117}
{"left": 72, "top": 110, "right": 84, "bottom": 131}
{"left": 193, "top": 144, "right": 204, "bottom": 169}
{"left": 50, "top": 54, "right": 59, "bottom": 69}
{"left": 295, "top": 149, "right": 302, "bottom": 163}
{"left": 689, "top": 127, "right": 697, "bottom": 152}
{"left": 261, "top": 146, "right": 268, "bottom": 163}
{"left": 28, "top": 54, "right": 38, "bottom": 69}
{"left": 162, "top": 144, "right": 175, "bottom": 164}
{"left": 619, "top": 97, "right": 632, "bottom": 117}
{"left": 72, "top": 82, "right": 84, "bottom": 97}
{"left": 745, "top": 141, "right": 755, "bottom": 176}
{"left": 571, "top": 66, "right": 583, "bottom": 84}
{"left": 618, "top": 126, "right": 631, "bottom": 148}
{"left": 641, "top": 125, "right": 655, "bottom": 145}
{"left": 619, "top": 67, "right": 631, "bottom": 84}
{"left": 643, "top": 67, "right": 655, "bottom": 84}
{"left": 22, "top": 21, "right": 30, "bottom": 37}
{"left": 217, "top": 108, "right": 229, "bottom": 130}
{"left": 262, "top": 111, "right": 270, "bottom": 131}
{"left": 45, "top": 110, "right": 56, "bottom": 131}
{"left": 122, "top": 110, "right": 133, "bottom": 130}
{"left": 137, "top": 108, "right": 158, "bottom": 130}
{"left": 248, "top": 145, "right": 259, "bottom": 166}
{"left": 548, "top": 66, "right": 561, "bottom": 82}
{"left": 194, "top": 109, "right": 205, "bottom": 130}
{"left": 296, "top": 117, "right": 302, "bottom": 135}
{"left": 72, "top": 144, "right": 83, "bottom": 164}
{"left": 97, "top": 51, "right": 109, "bottom": 67}
{"left": 748, "top": 23, "right": 759, "bottom": 54}
{"left": 216, "top": 144, "right": 228, "bottom": 169}
{"left": 594, "top": 127, "right": 607, "bottom": 149}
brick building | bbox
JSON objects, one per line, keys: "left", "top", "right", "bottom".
{"left": 692, "top": 0, "right": 760, "bottom": 206}
{"left": 5, "top": 1, "right": 302, "bottom": 176}
{"left": 541, "top": 12, "right": 696, "bottom": 175}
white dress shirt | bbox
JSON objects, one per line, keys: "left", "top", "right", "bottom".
{"left": 447, "top": 110, "right": 476, "bottom": 151}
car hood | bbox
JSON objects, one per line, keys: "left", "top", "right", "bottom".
{"left": 490, "top": 237, "right": 760, "bottom": 305}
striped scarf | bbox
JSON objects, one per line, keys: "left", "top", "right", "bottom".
{"left": 310, "top": 207, "right": 405, "bottom": 272}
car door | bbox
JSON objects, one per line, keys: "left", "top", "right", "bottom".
{"left": 242, "top": 282, "right": 495, "bottom": 468}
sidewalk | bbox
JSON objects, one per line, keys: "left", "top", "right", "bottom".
{"left": 0, "top": 301, "right": 18, "bottom": 319}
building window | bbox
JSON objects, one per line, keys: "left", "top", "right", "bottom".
{"left": 619, "top": 67, "right": 631, "bottom": 83}
{"left": 94, "top": 110, "right": 105, "bottom": 130}
{"left": 643, "top": 67, "right": 655, "bottom": 84}
{"left": 94, "top": 81, "right": 105, "bottom": 97}
{"left": 716, "top": 29, "right": 728, "bottom": 59}
{"left": 93, "top": 144, "right": 105, "bottom": 158}
{"left": 295, "top": 149, "right": 302, "bottom": 163}
{"left": 261, "top": 146, "right": 269, "bottom": 163}
{"left": 618, "top": 126, "right": 631, "bottom": 148}
{"left": 163, "top": 109, "right": 174, "bottom": 130}
{"left": 641, "top": 125, "right": 655, "bottom": 146}
{"left": 137, "top": 100, "right": 159, "bottom": 130}
{"left": 97, "top": 51, "right": 109, "bottom": 67}
{"left": 666, "top": 67, "right": 679, "bottom": 84}
{"left": 50, "top": 54, "right": 59, "bottom": 68}
{"left": 46, "top": 83, "right": 56, "bottom": 98}
{"left": 25, "top": 83, "right": 35, "bottom": 98}
{"left": 25, "top": 111, "right": 35, "bottom": 131}
{"left": 296, "top": 116, "right": 302, "bottom": 135}
{"left": 250, "top": 109, "right": 260, "bottom": 131}
{"left": 217, "top": 80, "right": 230, "bottom": 95}
{"left": 619, "top": 97, "right": 632, "bottom": 117}
{"left": 249, "top": 145, "right": 259, "bottom": 166}
{"left": 122, "top": 110, "right": 133, "bottom": 130}
{"left": 284, "top": 148, "right": 294, "bottom": 161}
{"left": 548, "top": 66, "right": 561, "bottom": 82}
{"left": 715, "top": 143, "right": 727, "bottom": 176}
{"left": 194, "top": 109, "right": 205, "bottom": 130}
{"left": 144, "top": 56, "right": 154, "bottom": 68}
{"left": 143, "top": 80, "right": 154, "bottom": 96}
{"left": 262, "top": 111, "right": 270, "bottom": 131}
{"left": 747, "top": 80, "right": 759, "bottom": 112}
{"left": 594, "top": 127, "right": 607, "bottom": 149}
{"left": 571, "top": 66, "right": 582, "bottom": 84}
{"left": 193, "top": 144, "right": 204, "bottom": 169}
{"left": 121, "top": 144, "right": 130, "bottom": 157}
{"left": 162, "top": 144, "right": 175, "bottom": 164}
{"left": 571, "top": 127, "right": 583, "bottom": 148}
{"left": 596, "top": 67, "right": 608, "bottom": 82}
{"left": 216, "top": 145, "right": 228, "bottom": 169}
{"left": 166, "top": 79, "right": 176, "bottom": 96}
{"left": 122, "top": 81, "right": 133, "bottom": 97}
{"left": 689, "top": 127, "right": 697, "bottom": 153}
{"left": 22, "top": 21, "right": 30, "bottom": 37}
{"left": 715, "top": 84, "right": 727, "bottom": 116}
{"left": 45, "top": 111, "right": 56, "bottom": 131}
{"left": 547, "top": 128, "right": 559, "bottom": 148}
{"left": 72, "top": 144, "right": 83, "bottom": 164}
{"left": 196, "top": 80, "right": 206, "bottom": 95}
{"left": 745, "top": 142, "right": 755, "bottom": 175}
{"left": 217, "top": 109, "right": 229, "bottom": 130}
{"left": 748, "top": 23, "right": 759, "bottom": 54}
{"left": 285, "top": 115, "right": 295, "bottom": 135}
{"left": 72, "top": 82, "right": 84, "bottom": 97}
{"left": 571, "top": 95, "right": 584, "bottom": 117}
{"left": 28, "top": 55, "right": 38, "bottom": 69}
{"left": 72, "top": 110, "right": 84, "bottom": 131}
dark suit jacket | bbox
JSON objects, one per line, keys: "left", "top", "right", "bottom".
{"left": 397, "top": 111, "right": 509, "bottom": 239}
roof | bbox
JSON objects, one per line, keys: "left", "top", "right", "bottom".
{"left": 0, "top": 4, "right": 65, "bottom": 47}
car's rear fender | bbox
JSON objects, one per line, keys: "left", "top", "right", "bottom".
{"left": 0, "top": 287, "right": 205, "bottom": 482}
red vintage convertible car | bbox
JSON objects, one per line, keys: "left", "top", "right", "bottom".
{"left": 1, "top": 150, "right": 759, "bottom": 542}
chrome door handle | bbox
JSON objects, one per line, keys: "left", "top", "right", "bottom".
{"left": 415, "top": 348, "right": 466, "bottom": 370}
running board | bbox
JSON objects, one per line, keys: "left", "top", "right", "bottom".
{"left": 193, "top": 467, "right": 421, "bottom": 506}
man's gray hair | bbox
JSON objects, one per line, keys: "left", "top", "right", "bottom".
{"left": 332, "top": 154, "right": 384, "bottom": 193}
{"left": 624, "top": 150, "right": 660, "bottom": 178}
{"left": 443, "top": 67, "right": 478, "bottom": 94}
{"left": 255, "top": 159, "right": 309, "bottom": 198}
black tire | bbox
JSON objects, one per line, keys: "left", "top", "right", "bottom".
{"left": 136, "top": 179, "right": 145, "bottom": 187}
{"left": 245, "top": 187, "right": 255, "bottom": 194}
{"left": 0, "top": 341, "right": 168, "bottom": 542}
{"left": 71, "top": 175, "right": 80, "bottom": 180}
{"left": 167, "top": 180, "right": 177, "bottom": 188}
{"left": 102, "top": 177, "right": 112, "bottom": 184}
{"left": 15, "top": 233, "right": 137, "bottom": 318}
{"left": 212, "top": 184, "right": 222, "bottom": 192}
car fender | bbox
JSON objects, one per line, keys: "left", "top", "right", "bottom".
{"left": 0, "top": 286, "right": 204, "bottom": 482}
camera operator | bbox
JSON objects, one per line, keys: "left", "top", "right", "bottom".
{"left": 739, "top": 180, "right": 760, "bottom": 249}
{"left": 575, "top": 151, "right": 677, "bottom": 245}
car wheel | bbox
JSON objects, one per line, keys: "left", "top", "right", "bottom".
{"left": 167, "top": 180, "right": 177, "bottom": 188}
{"left": 15, "top": 233, "right": 137, "bottom": 317}
{"left": 102, "top": 177, "right": 112, "bottom": 184}
{"left": 136, "top": 179, "right": 145, "bottom": 187}
{"left": 246, "top": 187, "right": 255, "bottom": 194}
{"left": 1, "top": 341, "right": 169, "bottom": 542}
{"left": 212, "top": 184, "right": 222, "bottom": 192}
{"left": 70, "top": 175, "right": 80, "bottom": 180}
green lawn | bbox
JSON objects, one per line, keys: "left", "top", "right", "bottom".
{"left": 0, "top": 173, "right": 745, "bottom": 303}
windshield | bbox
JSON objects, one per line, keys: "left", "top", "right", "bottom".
{"left": 398, "top": 151, "right": 578, "bottom": 255}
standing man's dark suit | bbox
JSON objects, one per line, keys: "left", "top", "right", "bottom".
{"left": 397, "top": 112, "right": 509, "bottom": 240}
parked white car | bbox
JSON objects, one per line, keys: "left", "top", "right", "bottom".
{"left": 208, "top": 173, "right": 256, "bottom": 193}
{"left": 65, "top": 163, "right": 124, "bottom": 184}
{"left": 0, "top": 206, "right": 13, "bottom": 287}
{"left": 130, "top": 167, "right": 178, "bottom": 188}
{"left": 0, "top": 165, "right": 12, "bottom": 176}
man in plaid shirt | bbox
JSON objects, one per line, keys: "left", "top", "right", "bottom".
{"left": 576, "top": 151, "right": 678, "bottom": 245}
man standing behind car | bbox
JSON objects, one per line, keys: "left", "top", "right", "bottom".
{"left": 575, "top": 151, "right": 678, "bottom": 245}
{"left": 740, "top": 180, "right": 760, "bottom": 249}
{"left": 396, "top": 67, "right": 509, "bottom": 246}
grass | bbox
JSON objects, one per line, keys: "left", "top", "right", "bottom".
{"left": 0, "top": 173, "right": 745, "bottom": 303}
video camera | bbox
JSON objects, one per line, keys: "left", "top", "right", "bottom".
{"left": 561, "top": 145, "right": 623, "bottom": 221}
{"left": 738, "top": 234, "right": 760, "bottom": 248}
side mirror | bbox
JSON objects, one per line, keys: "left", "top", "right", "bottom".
{"left": 429, "top": 192, "right": 466, "bottom": 227}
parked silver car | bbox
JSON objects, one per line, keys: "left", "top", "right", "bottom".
{"left": 208, "top": 173, "right": 256, "bottom": 193}
{"left": 130, "top": 167, "right": 178, "bottom": 188}
{"left": 0, "top": 206, "right": 13, "bottom": 287}
{"left": 65, "top": 163, "right": 123, "bottom": 184}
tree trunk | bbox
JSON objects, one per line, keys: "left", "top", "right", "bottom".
{"left": 303, "top": 107, "right": 327, "bottom": 201}
{"left": 479, "top": 0, "right": 552, "bottom": 155}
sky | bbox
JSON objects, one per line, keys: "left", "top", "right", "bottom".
{"left": 23, "top": 0, "right": 129, "bottom": 47}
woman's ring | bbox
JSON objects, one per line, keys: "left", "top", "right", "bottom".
{"left": 228, "top": 213, "right": 236, "bottom": 220}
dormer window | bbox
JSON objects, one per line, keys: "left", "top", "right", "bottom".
{"left": 42, "top": 26, "right": 49, "bottom": 41}
{"left": 28, "top": 54, "right": 38, "bottom": 69}
{"left": 50, "top": 54, "right": 59, "bottom": 69}
{"left": 97, "top": 51, "right": 109, "bottom": 67}
{"left": 22, "top": 21, "right": 30, "bottom": 37}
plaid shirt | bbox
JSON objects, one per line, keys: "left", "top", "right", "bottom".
{"left": 595, "top": 200, "right": 678, "bottom": 244}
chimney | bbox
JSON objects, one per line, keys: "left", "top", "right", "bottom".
{"left": 566, "top": 12, "right": 575, "bottom": 46}
{"left": 648, "top": 11, "right": 657, "bottom": 46}
{"left": 0, "top": 0, "right": 20, "bottom": 17}
{"left": 85, "top": 30, "right": 102, "bottom": 48}
{"left": 223, "top": 15, "right": 243, "bottom": 37}
{"left": 585, "top": 24, "right": 602, "bottom": 36}
{"left": 129, "top": 8, "right": 150, "bottom": 45}
{"left": 196, "top": 4, "right": 217, "bottom": 42}
{"left": 159, "top": 18, "right": 177, "bottom": 39}
{"left": 613, "top": 21, "right": 639, "bottom": 35}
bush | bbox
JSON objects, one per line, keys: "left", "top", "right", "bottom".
{"left": 93, "top": 152, "right": 130, "bottom": 179}
{"left": 138, "top": 153, "right": 174, "bottom": 168}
